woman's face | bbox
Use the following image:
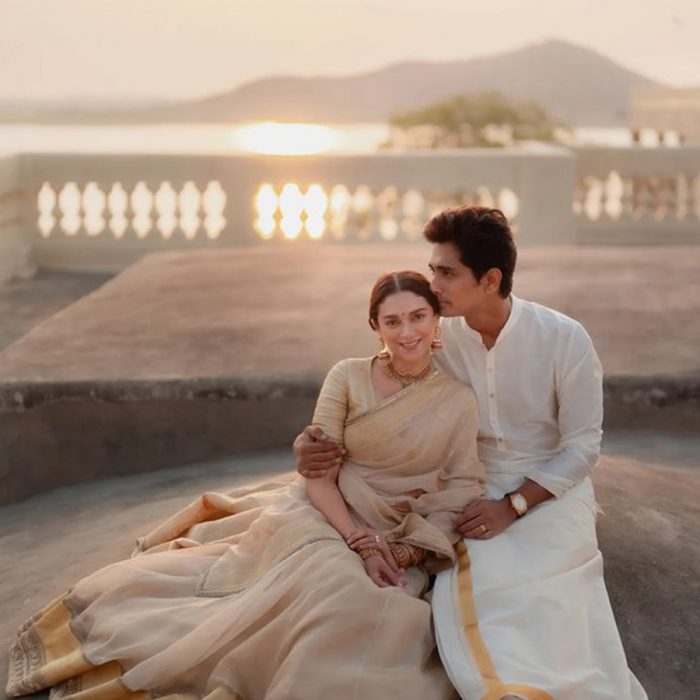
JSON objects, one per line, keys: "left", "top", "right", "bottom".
{"left": 375, "top": 290, "right": 438, "bottom": 366}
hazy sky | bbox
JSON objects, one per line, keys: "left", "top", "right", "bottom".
{"left": 2, "top": 0, "right": 698, "bottom": 102}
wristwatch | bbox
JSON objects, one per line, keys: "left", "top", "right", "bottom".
{"left": 507, "top": 492, "right": 528, "bottom": 517}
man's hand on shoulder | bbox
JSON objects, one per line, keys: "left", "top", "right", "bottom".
{"left": 453, "top": 498, "right": 517, "bottom": 540}
{"left": 294, "top": 425, "right": 345, "bottom": 478}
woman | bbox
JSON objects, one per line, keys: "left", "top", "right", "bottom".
{"left": 7, "top": 271, "right": 484, "bottom": 700}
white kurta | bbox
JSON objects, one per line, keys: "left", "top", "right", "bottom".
{"left": 432, "top": 296, "right": 647, "bottom": 700}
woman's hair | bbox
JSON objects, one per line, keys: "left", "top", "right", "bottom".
{"left": 423, "top": 205, "right": 517, "bottom": 297}
{"left": 368, "top": 270, "right": 440, "bottom": 330}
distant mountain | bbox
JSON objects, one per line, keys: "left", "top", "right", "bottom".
{"left": 0, "top": 98, "right": 170, "bottom": 124}
{"left": 141, "top": 40, "right": 660, "bottom": 127}
{"left": 0, "top": 40, "right": 661, "bottom": 126}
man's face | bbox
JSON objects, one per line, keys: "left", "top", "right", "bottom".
{"left": 428, "top": 242, "right": 484, "bottom": 317}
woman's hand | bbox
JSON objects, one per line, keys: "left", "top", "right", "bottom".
{"left": 346, "top": 529, "right": 398, "bottom": 570}
{"left": 453, "top": 498, "right": 517, "bottom": 539}
{"left": 362, "top": 553, "right": 404, "bottom": 588}
{"left": 347, "top": 528, "right": 405, "bottom": 587}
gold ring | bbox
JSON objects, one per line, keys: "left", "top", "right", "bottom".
{"left": 479, "top": 524, "right": 487, "bottom": 534}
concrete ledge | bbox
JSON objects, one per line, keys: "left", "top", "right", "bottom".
{"left": 1, "top": 374, "right": 698, "bottom": 505}
{"left": 0, "top": 376, "right": 320, "bottom": 411}
{"left": 0, "top": 385, "right": 316, "bottom": 505}
{"left": 603, "top": 374, "right": 700, "bottom": 433}
{"left": 1, "top": 372, "right": 699, "bottom": 412}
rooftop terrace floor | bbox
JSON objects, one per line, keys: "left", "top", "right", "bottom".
{"left": 1, "top": 431, "right": 698, "bottom": 700}
{"left": 0, "top": 245, "right": 699, "bottom": 383}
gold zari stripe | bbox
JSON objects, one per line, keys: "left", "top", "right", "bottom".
{"left": 455, "top": 541, "right": 556, "bottom": 700}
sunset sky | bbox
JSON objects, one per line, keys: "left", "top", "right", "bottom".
{"left": 1, "top": 0, "right": 698, "bottom": 102}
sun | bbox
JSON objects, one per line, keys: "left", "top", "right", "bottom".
{"left": 229, "top": 121, "right": 340, "bottom": 155}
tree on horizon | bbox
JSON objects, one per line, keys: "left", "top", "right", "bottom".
{"left": 386, "top": 92, "right": 565, "bottom": 148}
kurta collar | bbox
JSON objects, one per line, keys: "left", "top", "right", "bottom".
{"left": 495, "top": 295, "right": 522, "bottom": 346}
{"left": 458, "top": 295, "right": 522, "bottom": 349}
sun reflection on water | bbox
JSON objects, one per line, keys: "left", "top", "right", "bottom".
{"left": 229, "top": 122, "right": 340, "bottom": 155}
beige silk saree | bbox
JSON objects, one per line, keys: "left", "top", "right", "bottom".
{"left": 7, "top": 358, "right": 484, "bottom": 700}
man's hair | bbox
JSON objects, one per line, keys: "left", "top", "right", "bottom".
{"left": 423, "top": 206, "right": 517, "bottom": 297}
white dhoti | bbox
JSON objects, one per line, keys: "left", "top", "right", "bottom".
{"left": 432, "top": 476, "right": 648, "bottom": 700}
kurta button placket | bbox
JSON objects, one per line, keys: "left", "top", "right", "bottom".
{"left": 486, "top": 352, "right": 500, "bottom": 438}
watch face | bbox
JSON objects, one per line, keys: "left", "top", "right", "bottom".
{"left": 511, "top": 493, "right": 528, "bottom": 515}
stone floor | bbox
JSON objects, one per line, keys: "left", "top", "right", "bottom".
{"left": 1, "top": 432, "right": 698, "bottom": 700}
{"left": 0, "top": 245, "right": 699, "bottom": 383}
{"left": 0, "top": 269, "right": 111, "bottom": 352}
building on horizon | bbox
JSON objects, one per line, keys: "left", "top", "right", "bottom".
{"left": 630, "top": 86, "right": 700, "bottom": 144}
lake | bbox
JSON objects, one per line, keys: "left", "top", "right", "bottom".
{"left": 0, "top": 123, "right": 636, "bottom": 156}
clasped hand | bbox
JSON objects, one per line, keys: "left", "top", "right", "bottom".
{"left": 346, "top": 528, "right": 405, "bottom": 588}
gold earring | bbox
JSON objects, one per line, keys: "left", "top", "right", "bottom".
{"left": 431, "top": 326, "right": 443, "bottom": 350}
{"left": 377, "top": 337, "right": 390, "bottom": 360}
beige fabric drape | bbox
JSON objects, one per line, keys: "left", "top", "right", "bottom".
{"left": 8, "top": 358, "right": 483, "bottom": 700}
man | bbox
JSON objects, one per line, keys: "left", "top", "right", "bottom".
{"left": 294, "top": 206, "right": 647, "bottom": 699}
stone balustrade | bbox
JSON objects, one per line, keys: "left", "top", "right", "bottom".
{"left": 1, "top": 146, "right": 698, "bottom": 276}
{"left": 574, "top": 146, "right": 700, "bottom": 245}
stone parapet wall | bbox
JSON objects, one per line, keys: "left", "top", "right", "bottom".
{"left": 603, "top": 375, "right": 700, "bottom": 433}
{"left": 0, "top": 373, "right": 697, "bottom": 506}
{"left": 0, "top": 154, "right": 34, "bottom": 284}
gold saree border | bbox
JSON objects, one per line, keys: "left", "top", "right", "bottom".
{"left": 455, "top": 541, "right": 556, "bottom": 700}
{"left": 344, "top": 368, "right": 443, "bottom": 428}
{"left": 7, "top": 596, "right": 245, "bottom": 699}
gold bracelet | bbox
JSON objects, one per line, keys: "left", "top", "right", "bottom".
{"left": 389, "top": 542, "right": 410, "bottom": 569}
{"left": 389, "top": 542, "right": 426, "bottom": 568}
{"left": 358, "top": 547, "right": 383, "bottom": 561}
{"left": 407, "top": 543, "right": 425, "bottom": 565}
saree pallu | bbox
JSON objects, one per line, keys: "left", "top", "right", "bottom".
{"left": 432, "top": 471, "right": 648, "bottom": 700}
{"left": 7, "top": 363, "right": 483, "bottom": 700}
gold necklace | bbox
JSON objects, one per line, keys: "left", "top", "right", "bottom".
{"left": 380, "top": 357, "right": 433, "bottom": 388}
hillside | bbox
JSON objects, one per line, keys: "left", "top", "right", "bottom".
{"left": 144, "top": 40, "right": 659, "bottom": 126}
{"left": 1, "top": 40, "right": 660, "bottom": 126}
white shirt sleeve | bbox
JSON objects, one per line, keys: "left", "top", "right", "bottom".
{"left": 529, "top": 323, "right": 604, "bottom": 497}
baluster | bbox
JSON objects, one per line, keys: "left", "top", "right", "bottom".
{"left": 37, "top": 182, "right": 57, "bottom": 238}
{"left": 254, "top": 184, "right": 278, "bottom": 240}
{"left": 401, "top": 188, "right": 425, "bottom": 241}
{"left": 131, "top": 182, "right": 154, "bottom": 239}
{"left": 108, "top": 182, "right": 129, "bottom": 239}
{"left": 203, "top": 181, "right": 227, "bottom": 240}
{"left": 83, "top": 182, "right": 106, "bottom": 236}
{"left": 376, "top": 186, "right": 399, "bottom": 241}
{"left": 328, "top": 185, "right": 350, "bottom": 241}
{"left": 279, "top": 183, "right": 303, "bottom": 240}
{"left": 178, "top": 181, "right": 201, "bottom": 240}
{"left": 58, "top": 182, "right": 82, "bottom": 236}
{"left": 302, "top": 184, "right": 327, "bottom": 241}
{"left": 619, "top": 175, "right": 634, "bottom": 221}
{"left": 155, "top": 182, "right": 177, "bottom": 239}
